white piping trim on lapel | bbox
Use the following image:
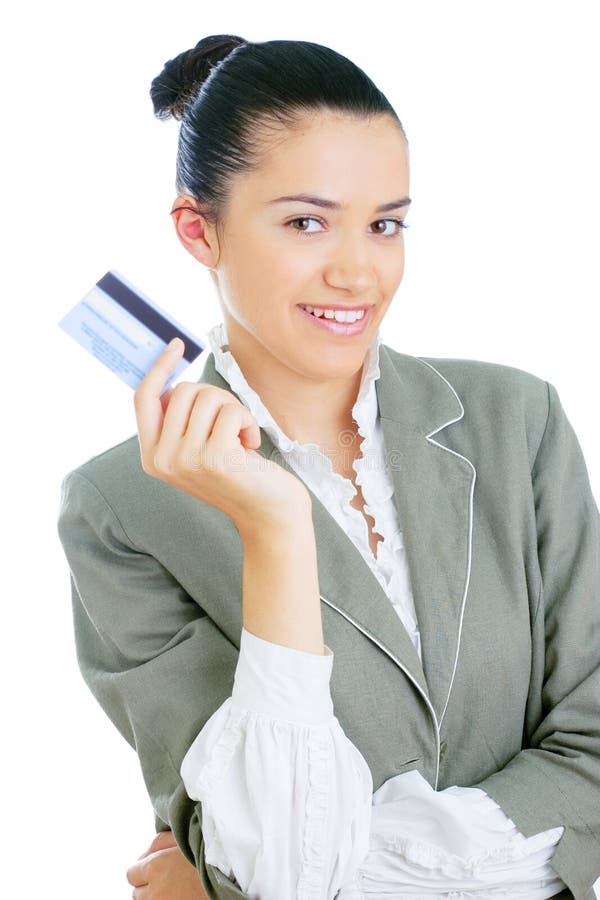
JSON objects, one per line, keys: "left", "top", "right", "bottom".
{"left": 319, "top": 593, "right": 442, "bottom": 789}
{"left": 416, "top": 358, "right": 477, "bottom": 733}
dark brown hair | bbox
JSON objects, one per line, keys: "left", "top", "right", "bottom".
{"left": 150, "top": 35, "right": 407, "bottom": 234}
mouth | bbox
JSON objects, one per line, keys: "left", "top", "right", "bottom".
{"left": 296, "top": 303, "right": 373, "bottom": 336}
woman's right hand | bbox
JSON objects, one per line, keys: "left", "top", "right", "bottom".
{"left": 133, "top": 338, "right": 311, "bottom": 537}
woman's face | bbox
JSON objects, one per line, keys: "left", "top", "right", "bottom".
{"left": 179, "top": 111, "right": 410, "bottom": 385}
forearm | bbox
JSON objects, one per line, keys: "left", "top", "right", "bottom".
{"left": 239, "top": 501, "right": 325, "bottom": 655}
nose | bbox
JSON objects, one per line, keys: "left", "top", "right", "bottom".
{"left": 323, "top": 233, "right": 378, "bottom": 291}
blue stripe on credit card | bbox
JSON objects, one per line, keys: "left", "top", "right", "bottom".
{"left": 58, "top": 269, "right": 206, "bottom": 392}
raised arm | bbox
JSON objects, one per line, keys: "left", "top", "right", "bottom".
{"left": 57, "top": 340, "right": 374, "bottom": 899}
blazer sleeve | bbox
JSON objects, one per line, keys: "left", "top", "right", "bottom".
{"left": 472, "top": 380, "right": 600, "bottom": 899}
{"left": 57, "top": 469, "right": 258, "bottom": 900}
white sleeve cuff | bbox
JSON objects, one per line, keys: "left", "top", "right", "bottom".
{"left": 230, "top": 625, "right": 335, "bottom": 726}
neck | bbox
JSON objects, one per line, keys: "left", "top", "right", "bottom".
{"left": 221, "top": 317, "right": 368, "bottom": 448}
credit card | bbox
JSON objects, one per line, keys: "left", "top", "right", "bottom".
{"left": 59, "top": 270, "right": 205, "bottom": 393}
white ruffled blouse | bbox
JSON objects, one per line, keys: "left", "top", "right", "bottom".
{"left": 180, "top": 320, "right": 566, "bottom": 900}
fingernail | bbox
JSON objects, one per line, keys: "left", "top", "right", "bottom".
{"left": 168, "top": 337, "right": 182, "bottom": 350}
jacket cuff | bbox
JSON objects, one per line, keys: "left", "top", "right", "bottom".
{"left": 230, "top": 626, "right": 335, "bottom": 726}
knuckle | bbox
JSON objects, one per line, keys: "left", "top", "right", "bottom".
{"left": 172, "top": 381, "right": 197, "bottom": 399}
{"left": 139, "top": 453, "right": 154, "bottom": 475}
{"left": 174, "top": 445, "right": 193, "bottom": 470}
{"left": 190, "top": 441, "right": 218, "bottom": 472}
{"left": 185, "top": 444, "right": 207, "bottom": 471}
{"left": 144, "top": 855, "right": 158, "bottom": 879}
{"left": 202, "top": 384, "right": 231, "bottom": 404}
{"left": 152, "top": 450, "right": 174, "bottom": 474}
{"left": 220, "top": 390, "right": 240, "bottom": 406}
{"left": 133, "top": 384, "right": 147, "bottom": 405}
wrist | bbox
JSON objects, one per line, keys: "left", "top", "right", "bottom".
{"left": 238, "top": 498, "right": 323, "bottom": 654}
{"left": 236, "top": 496, "right": 313, "bottom": 547}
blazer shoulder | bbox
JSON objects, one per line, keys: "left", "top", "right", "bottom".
{"left": 411, "top": 349, "right": 550, "bottom": 416}
{"left": 399, "top": 348, "right": 549, "bottom": 397}
{"left": 59, "top": 431, "right": 152, "bottom": 511}
{"left": 383, "top": 345, "right": 552, "bottom": 464}
{"left": 57, "top": 429, "right": 224, "bottom": 550}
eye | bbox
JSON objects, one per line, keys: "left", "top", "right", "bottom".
{"left": 284, "top": 216, "right": 409, "bottom": 238}
{"left": 372, "top": 218, "right": 409, "bottom": 237}
{"left": 285, "top": 216, "right": 324, "bottom": 235}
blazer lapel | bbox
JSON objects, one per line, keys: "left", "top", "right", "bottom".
{"left": 375, "top": 347, "right": 477, "bottom": 725}
{"left": 196, "top": 344, "right": 476, "bottom": 726}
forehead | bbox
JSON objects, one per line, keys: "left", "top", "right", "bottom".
{"left": 233, "top": 112, "right": 409, "bottom": 205}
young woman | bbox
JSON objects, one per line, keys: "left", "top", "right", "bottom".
{"left": 57, "top": 35, "right": 600, "bottom": 900}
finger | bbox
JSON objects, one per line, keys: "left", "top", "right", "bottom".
{"left": 239, "top": 418, "right": 262, "bottom": 449}
{"left": 207, "top": 401, "right": 261, "bottom": 456}
{"left": 185, "top": 392, "right": 260, "bottom": 455}
{"left": 181, "top": 387, "right": 240, "bottom": 443}
{"left": 126, "top": 859, "right": 148, "bottom": 887}
{"left": 159, "top": 385, "right": 175, "bottom": 416}
{"left": 181, "top": 392, "right": 254, "bottom": 469}
{"left": 132, "top": 888, "right": 149, "bottom": 899}
{"left": 160, "top": 382, "right": 209, "bottom": 447}
{"left": 157, "top": 384, "right": 231, "bottom": 474}
{"left": 134, "top": 338, "right": 185, "bottom": 453}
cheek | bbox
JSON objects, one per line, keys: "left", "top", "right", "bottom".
{"left": 386, "top": 247, "right": 405, "bottom": 289}
{"left": 220, "top": 236, "right": 270, "bottom": 299}
{"left": 268, "top": 240, "right": 316, "bottom": 282}
{"left": 237, "top": 232, "right": 306, "bottom": 287}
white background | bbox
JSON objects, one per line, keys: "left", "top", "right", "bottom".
{"left": 2, "top": 1, "right": 599, "bottom": 897}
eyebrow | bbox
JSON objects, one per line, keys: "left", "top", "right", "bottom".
{"left": 266, "top": 193, "right": 412, "bottom": 212}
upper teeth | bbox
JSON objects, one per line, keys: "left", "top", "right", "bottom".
{"left": 301, "top": 305, "right": 366, "bottom": 323}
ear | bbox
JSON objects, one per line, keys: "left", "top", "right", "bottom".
{"left": 170, "top": 194, "right": 221, "bottom": 268}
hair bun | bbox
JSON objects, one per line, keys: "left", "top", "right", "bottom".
{"left": 151, "top": 34, "right": 248, "bottom": 121}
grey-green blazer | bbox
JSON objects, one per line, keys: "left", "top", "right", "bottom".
{"left": 57, "top": 344, "right": 600, "bottom": 900}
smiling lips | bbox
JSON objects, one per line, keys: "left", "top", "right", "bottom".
{"left": 297, "top": 303, "right": 373, "bottom": 335}
{"left": 298, "top": 304, "right": 369, "bottom": 323}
